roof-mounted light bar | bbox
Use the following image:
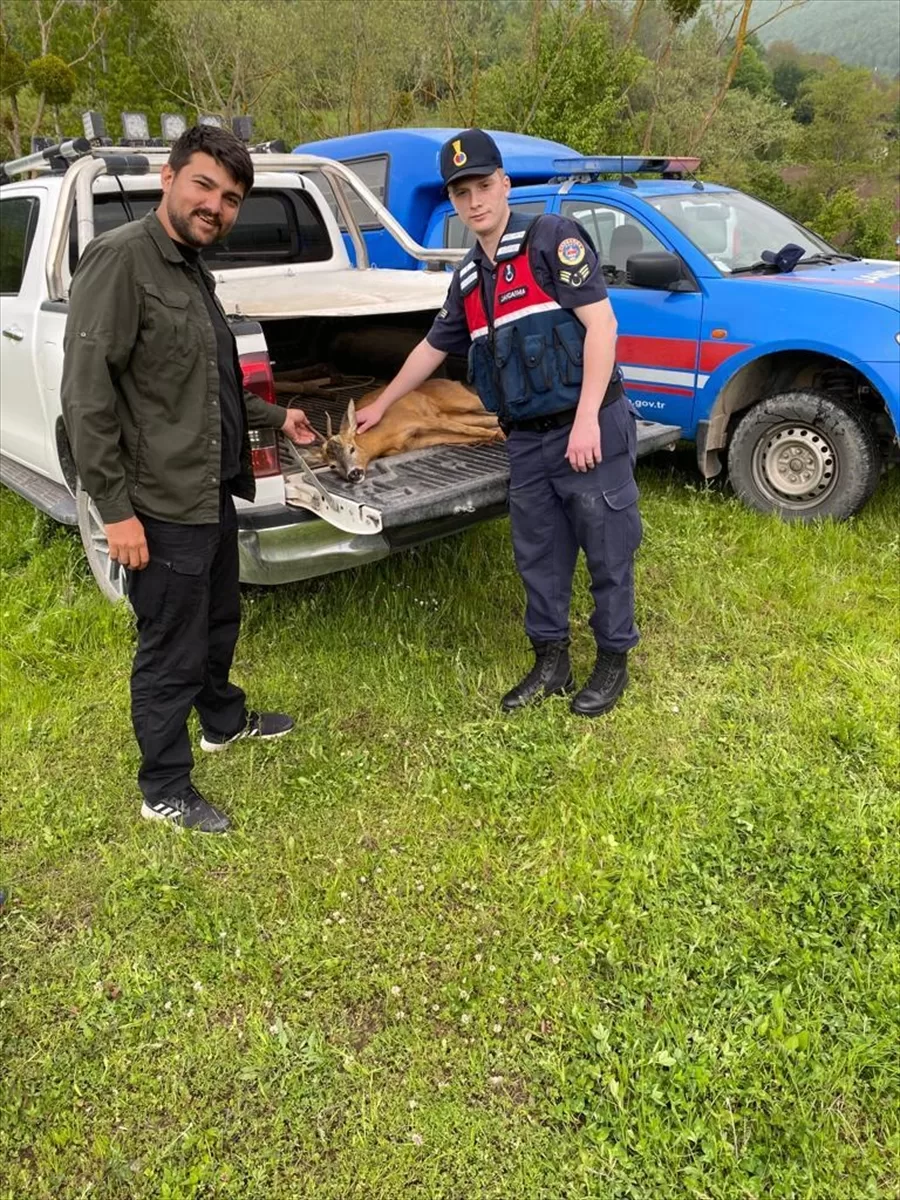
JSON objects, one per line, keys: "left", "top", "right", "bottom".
{"left": 1, "top": 137, "right": 91, "bottom": 179}
{"left": 552, "top": 156, "right": 701, "bottom": 178}
{"left": 161, "top": 113, "right": 187, "bottom": 141}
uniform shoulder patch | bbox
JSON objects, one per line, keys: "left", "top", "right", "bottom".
{"left": 558, "top": 262, "right": 591, "bottom": 288}
{"left": 557, "top": 237, "right": 586, "bottom": 266}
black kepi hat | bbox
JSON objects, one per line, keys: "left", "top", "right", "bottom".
{"left": 440, "top": 129, "right": 503, "bottom": 188}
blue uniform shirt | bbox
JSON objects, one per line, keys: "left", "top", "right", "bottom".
{"left": 426, "top": 211, "right": 609, "bottom": 356}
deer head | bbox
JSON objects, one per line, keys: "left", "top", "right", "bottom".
{"left": 318, "top": 401, "right": 368, "bottom": 483}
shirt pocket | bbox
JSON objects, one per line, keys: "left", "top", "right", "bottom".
{"left": 140, "top": 284, "right": 195, "bottom": 361}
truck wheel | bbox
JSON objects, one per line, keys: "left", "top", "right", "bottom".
{"left": 76, "top": 484, "right": 127, "bottom": 602}
{"left": 726, "top": 391, "right": 880, "bottom": 521}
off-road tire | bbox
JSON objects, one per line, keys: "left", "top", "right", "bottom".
{"left": 727, "top": 391, "right": 880, "bottom": 522}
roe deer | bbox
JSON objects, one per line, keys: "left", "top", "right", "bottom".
{"left": 316, "top": 379, "right": 504, "bottom": 483}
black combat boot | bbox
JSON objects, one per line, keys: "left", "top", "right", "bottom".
{"left": 570, "top": 649, "right": 629, "bottom": 717}
{"left": 500, "top": 639, "right": 574, "bottom": 712}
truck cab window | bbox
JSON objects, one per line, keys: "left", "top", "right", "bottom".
{"left": 443, "top": 201, "right": 547, "bottom": 251}
{"left": 69, "top": 190, "right": 332, "bottom": 274}
{"left": 561, "top": 201, "right": 666, "bottom": 286}
{"left": 0, "top": 197, "right": 41, "bottom": 295}
{"left": 304, "top": 155, "right": 388, "bottom": 231}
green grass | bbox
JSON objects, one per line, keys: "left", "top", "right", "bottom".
{"left": 1, "top": 456, "right": 898, "bottom": 1200}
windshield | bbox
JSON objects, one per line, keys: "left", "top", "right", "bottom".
{"left": 646, "top": 190, "right": 837, "bottom": 274}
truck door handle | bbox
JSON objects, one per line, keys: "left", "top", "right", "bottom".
{"left": 2, "top": 325, "right": 24, "bottom": 342}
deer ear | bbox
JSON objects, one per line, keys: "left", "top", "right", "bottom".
{"left": 325, "top": 411, "right": 333, "bottom": 439}
{"left": 346, "top": 400, "right": 358, "bottom": 436}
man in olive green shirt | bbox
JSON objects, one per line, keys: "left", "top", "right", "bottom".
{"left": 62, "top": 125, "right": 314, "bottom": 833}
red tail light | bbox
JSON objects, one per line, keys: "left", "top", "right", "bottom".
{"left": 240, "top": 352, "right": 276, "bottom": 406}
{"left": 248, "top": 429, "right": 280, "bottom": 478}
{"left": 240, "top": 353, "right": 280, "bottom": 477}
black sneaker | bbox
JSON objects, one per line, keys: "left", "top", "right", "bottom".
{"left": 200, "top": 710, "right": 294, "bottom": 753}
{"left": 140, "top": 786, "right": 231, "bottom": 833}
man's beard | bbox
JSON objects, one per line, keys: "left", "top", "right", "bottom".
{"left": 169, "top": 204, "right": 222, "bottom": 248}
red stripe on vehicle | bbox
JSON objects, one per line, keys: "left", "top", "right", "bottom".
{"left": 699, "top": 341, "right": 752, "bottom": 372}
{"left": 627, "top": 382, "right": 695, "bottom": 396}
{"left": 616, "top": 335, "right": 697, "bottom": 371}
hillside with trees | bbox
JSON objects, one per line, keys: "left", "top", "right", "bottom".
{"left": 1, "top": 0, "right": 898, "bottom": 257}
{"left": 750, "top": 0, "right": 900, "bottom": 76}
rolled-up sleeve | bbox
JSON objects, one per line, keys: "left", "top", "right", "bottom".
{"left": 61, "top": 242, "right": 141, "bottom": 523}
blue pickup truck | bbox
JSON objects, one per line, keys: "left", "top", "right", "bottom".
{"left": 295, "top": 129, "right": 900, "bottom": 521}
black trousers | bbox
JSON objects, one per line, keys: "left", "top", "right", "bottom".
{"left": 506, "top": 399, "right": 643, "bottom": 651}
{"left": 127, "top": 487, "right": 246, "bottom": 801}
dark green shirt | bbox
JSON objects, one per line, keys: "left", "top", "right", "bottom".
{"left": 61, "top": 210, "right": 287, "bottom": 525}
{"left": 174, "top": 240, "right": 243, "bottom": 483}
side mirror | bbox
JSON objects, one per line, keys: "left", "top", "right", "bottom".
{"left": 626, "top": 251, "right": 691, "bottom": 291}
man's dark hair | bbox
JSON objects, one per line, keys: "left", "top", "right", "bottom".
{"left": 168, "top": 125, "right": 254, "bottom": 196}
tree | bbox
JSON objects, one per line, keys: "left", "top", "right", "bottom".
{"left": 771, "top": 56, "right": 807, "bottom": 106}
{"left": 637, "top": 0, "right": 702, "bottom": 153}
{"left": 800, "top": 66, "right": 894, "bottom": 189}
{"left": 474, "top": 1, "right": 646, "bottom": 153}
{"left": 730, "top": 41, "right": 773, "bottom": 96}
{"left": 26, "top": 52, "right": 74, "bottom": 137}
{"left": 0, "top": 0, "right": 112, "bottom": 154}
{"left": 0, "top": 41, "right": 28, "bottom": 156}
{"left": 813, "top": 186, "right": 894, "bottom": 258}
{"left": 691, "top": 0, "right": 807, "bottom": 150}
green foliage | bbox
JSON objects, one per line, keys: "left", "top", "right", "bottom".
{"left": 0, "top": 42, "right": 27, "bottom": 97}
{"left": 752, "top": 0, "right": 900, "bottom": 76}
{"left": 813, "top": 187, "right": 896, "bottom": 258}
{"left": 26, "top": 53, "right": 75, "bottom": 106}
{"left": 730, "top": 43, "right": 773, "bottom": 97}
{"left": 800, "top": 67, "right": 893, "bottom": 172}
{"left": 771, "top": 58, "right": 808, "bottom": 107}
{"left": 703, "top": 87, "right": 798, "bottom": 171}
{"left": 719, "top": 159, "right": 793, "bottom": 210}
{"left": 661, "top": 0, "right": 703, "bottom": 22}
{"left": 1, "top": 463, "right": 899, "bottom": 1197}
{"left": 475, "top": 4, "right": 646, "bottom": 153}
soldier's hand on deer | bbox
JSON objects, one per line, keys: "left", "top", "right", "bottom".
{"left": 355, "top": 400, "right": 387, "bottom": 434}
{"left": 281, "top": 408, "right": 318, "bottom": 445}
{"left": 566, "top": 413, "right": 602, "bottom": 472}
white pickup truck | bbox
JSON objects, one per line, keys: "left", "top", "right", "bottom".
{"left": 0, "top": 140, "right": 681, "bottom": 599}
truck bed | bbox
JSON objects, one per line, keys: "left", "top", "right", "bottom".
{"left": 278, "top": 373, "right": 681, "bottom": 530}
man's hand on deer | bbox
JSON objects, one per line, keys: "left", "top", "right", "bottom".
{"left": 566, "top": 413, "right": 602, "bottom": 473}
{"left": 281, "top": 408, "right": 318, "bottom": 445}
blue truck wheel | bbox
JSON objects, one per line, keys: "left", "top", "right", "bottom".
{"left": 726, "top": 391, "right": 880, "bottom": 522}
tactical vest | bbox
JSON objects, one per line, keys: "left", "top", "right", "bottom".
{"left": 459, "top": 220, "right": 587, "bottom": 423}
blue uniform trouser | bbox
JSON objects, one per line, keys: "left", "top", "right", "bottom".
{"left": 506, "top": 399, "right": 643, "bottom": 652}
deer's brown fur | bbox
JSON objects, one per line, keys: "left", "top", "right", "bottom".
{"left": 317, "top": 379, "right": 504, "bottom": 482}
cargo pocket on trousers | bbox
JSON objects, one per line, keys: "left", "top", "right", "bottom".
{"left": 601, "top": 477, "right": 643, "bottom": 565}
{"left": 127, "top": 559, "right": 170, "bottom": 621}
{"left": 130, "top": 554, "right": 205, "bottom": 622}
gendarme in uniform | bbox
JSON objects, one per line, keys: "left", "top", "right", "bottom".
{"left": 428, "top": 130, "right": 643, "bottom": 716}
